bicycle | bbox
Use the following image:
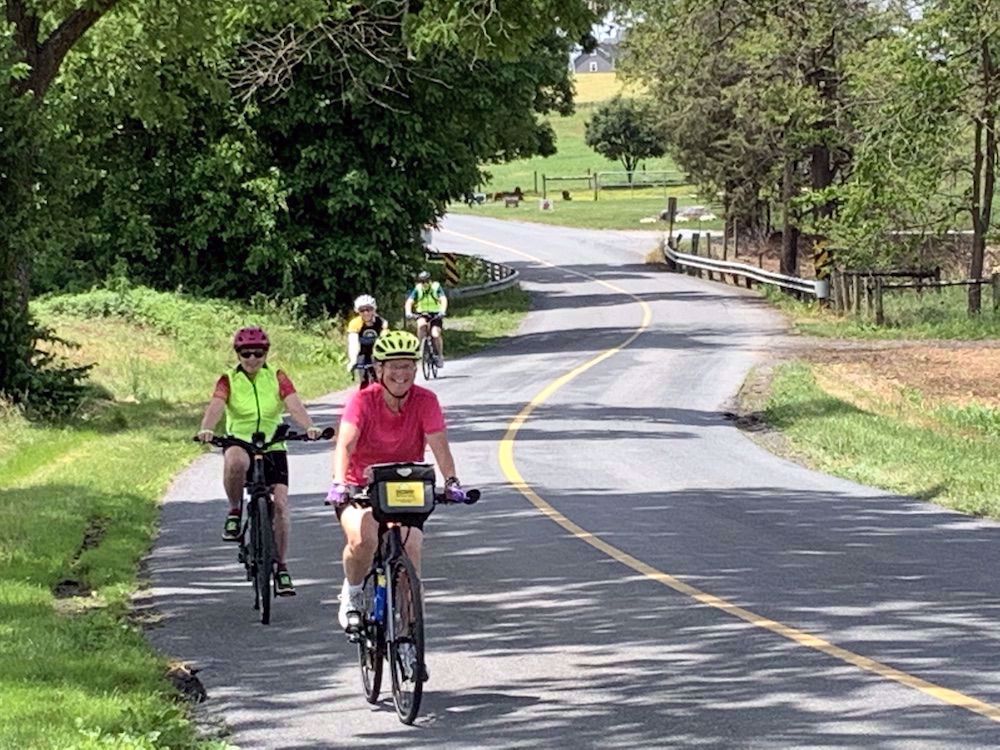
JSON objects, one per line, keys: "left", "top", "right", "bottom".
{"left": 196, "top": 424, "right": 334, "bottom": 624}
{"left": 341, "top": 463, "right": 479, "bottom": 724}
{"left": 352, "top": 355, "right": 376, "bottom": 389}
{"left": 412, "top": 313, "right": 443, "bottom": 380}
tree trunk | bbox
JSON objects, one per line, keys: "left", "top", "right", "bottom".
{"left": 969, "top": 39, "right": 996, "bottom": 314}
{"left": 780, "top": 158, "right": 799, "bottom": 275}
{"left": 0, "top": 238, "right": 34, "bottom": 397}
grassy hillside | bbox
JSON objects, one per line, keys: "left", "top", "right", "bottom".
{"left": 450, "top": 73, "right": 724, "bottom": 231}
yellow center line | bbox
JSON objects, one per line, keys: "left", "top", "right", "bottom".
{"left": 445, "top": 226, "right": 1000, "bottom": 724}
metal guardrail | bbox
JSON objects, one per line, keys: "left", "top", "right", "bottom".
{"left": 663, "top": 241, "right": 829, "bottom": 300}
{"left": 425, "top": 248, "right": 519, "bottom": 299}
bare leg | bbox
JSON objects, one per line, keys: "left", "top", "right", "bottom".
{"left": 223, "top": 447, "right": 249, "bottom": 513}
{"left": 340, "top": 505, "right": 379, "bottom": 584}
{"left": 272, "top": 483, "right": 290, "bottom": 564}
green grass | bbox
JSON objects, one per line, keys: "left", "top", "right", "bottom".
{"left": 450, "top": 188, "right": 697, "bottom": 230}
{"left": 765, "top": 363, "right": 1000, "bottom": 516}
{"left": 762, "top": 285, "right": 1000, "bottom": 340}
{"left": 477, "top": 105, "right": 680, "bottom": 195}
{"left": 1, "top": 284, "right": 529, "bottom": 749}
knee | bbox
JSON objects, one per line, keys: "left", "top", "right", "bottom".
{"left": 345, "top": 533, "right": 376, "bottom": 558}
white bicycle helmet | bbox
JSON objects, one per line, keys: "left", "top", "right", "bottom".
{"left": 353, "top": 294, "right": 377, "bottom": 312}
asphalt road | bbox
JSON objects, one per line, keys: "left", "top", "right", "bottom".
{"left": 149, "top": 214, "right": 1000, "bottom": 749}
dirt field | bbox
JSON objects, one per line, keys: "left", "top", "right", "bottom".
{"left": 804, "top": 340, "right": 1000, "bottom": 408}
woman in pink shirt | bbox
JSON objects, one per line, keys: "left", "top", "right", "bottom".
{"left": 328, "top": 330, "right": 464, "bottom": 631}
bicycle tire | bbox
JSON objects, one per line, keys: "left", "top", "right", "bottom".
{"left": 421, "top": 339, "right": 432, "bottom": 380}
{"left": 359, "top": 572, "right": 384, "bottom": 703}
{"left": 388, "top": 555, "right": 425, "bottom": 724}
{"left": 252, "top": 494, "right": 274, "bottom": 625}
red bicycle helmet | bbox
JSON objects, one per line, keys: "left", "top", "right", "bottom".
{"left": 232, "top": 326, "right": 270, "bottom": 350}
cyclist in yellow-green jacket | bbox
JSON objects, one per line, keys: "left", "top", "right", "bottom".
{"left": 404, "top": 270, "right": 448, "bottom": 367}
{"left": 197, "top": 326, "right": 320, "bottom": 596}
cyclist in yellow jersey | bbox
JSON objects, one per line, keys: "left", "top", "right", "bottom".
{"left": 346, "top": 295, "right": 389, "bottom": 386}
{"left": 403, "top": 271, "right": 448, "bottom": 367}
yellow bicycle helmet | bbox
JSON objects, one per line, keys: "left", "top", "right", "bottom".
{"left": 373, "top": 330, "right": 420, "bottom": 361}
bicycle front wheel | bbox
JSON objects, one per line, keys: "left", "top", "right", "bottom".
{"left": 359, "top": 572, "right": 384, "bottom": 703}
{"left": 421, "top": 341, "right": 432, "bottom": 380}
{"left": 388, "top": 555, "right": 425, "bottom": 724}
{"left": 252, "top": 495, "right": 274, "bottom": 625}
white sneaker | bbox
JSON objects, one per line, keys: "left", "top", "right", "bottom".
{"left": 338, "top": 580, "right": 364, "bottom": 631}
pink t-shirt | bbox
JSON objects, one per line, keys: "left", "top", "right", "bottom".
{"left": 341, "top": 383, "right": 446, "bottom": 486}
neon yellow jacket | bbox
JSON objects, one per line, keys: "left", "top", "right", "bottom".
{"left": 224, "top": 365, "right": 285, "bottom": 451}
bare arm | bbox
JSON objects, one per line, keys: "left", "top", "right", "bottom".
{"left": 199, "top": 396, "right": 226, "bottom": 432}
{"left": 283, "top": 392, "right": 316, "bottom": 431}
{"left": 346, "top": 332, "right": 360, "bottom": 367}
{"left": 332, "top": 420, "right": 360, "bottom": 484}
{"left": 426, "top": 430, "right": 457, "bottom": 481}
{"left": 439, "top": 293, "right": 448, "bottom": 315}
{"left": 404, "top": 296, "right": 414, "bottom": 317}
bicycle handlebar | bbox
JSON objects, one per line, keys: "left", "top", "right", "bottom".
{"left": 193, "top": 425, "right": 335, "bottom": 453}
{"left": 326, "top": 485, "right": 480, "bottom": 508}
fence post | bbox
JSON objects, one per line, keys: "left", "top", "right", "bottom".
{"left": 865, "top": 276, "right": 874, "bottom": 318}
{"left": 875, "top": 277, "right": 885, "bottom": 325}
{"left": 666, "top": 196, "right": 677, "bottom": 247}
{"left": 705, "top": 233, "right": 714, "bottom": 280}
{"left": 691, "top": 233, "right": 701, "bottom": 277}
{"left": 542, "top": 174, "right": 547, "bottom": 199}
{"left": 533, "top": 171, "right": 538, "bottom": 195}
{"left": 852, "top": 273, "right": 862, "bottom": 316}
{"left": 935, "top": 266, "right": 942, "bottom": 294}
{"left": 993, "top": 272, "right": 1000, "bottom": 313}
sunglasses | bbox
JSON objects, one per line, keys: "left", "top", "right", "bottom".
{"left": 358, "top": 307, "right": 375, "bottom": 313}
{"left": 238, "top": 349, "right": 267, "bottom": 359}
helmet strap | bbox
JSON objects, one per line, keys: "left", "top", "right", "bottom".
{"left": 379, "top": 366, "right": 411, "bottom": 408}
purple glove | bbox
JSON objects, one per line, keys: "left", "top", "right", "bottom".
{"left": 444, "top": 477, "right": 466, "bottom": 503}
{"left": 324, "top": 483, "right": 351, "bottom": 507}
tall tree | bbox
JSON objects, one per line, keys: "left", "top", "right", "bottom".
{"left": 1, "top": 0, "right": 596, "bottom": 402}
{"left": 622, "top": 0, "right": 885, "bottom": 274}
{"left": 1, "top": 0, "right": 123, "bottom": 402}
{"left": 584, "top": 96, "right": 665, "bottom": 180}
{"left": 832, "top": 0, "right": 999, "bottom": 313}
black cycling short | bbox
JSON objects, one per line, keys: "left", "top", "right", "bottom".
{"left": 334, "top": 492, "right": 426, "bottom": 531}
{"left": 417, "top": 313, "right": 444, "bottom": 331}
{"left": 245, "top": 450, "right": 289, "bottom": 487}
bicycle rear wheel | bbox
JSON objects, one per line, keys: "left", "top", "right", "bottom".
{"left": 251, "top": 495, "right": 274, "bottom": 625}
{"left": 359, "top": 571, "right": 384, "bottom": 703}
{"left": 388, "top": 555, "right": 425, "bottom": 724}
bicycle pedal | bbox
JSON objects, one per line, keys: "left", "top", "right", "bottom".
{"left": 347, "top": 632, "right": 361, "bottom": 644}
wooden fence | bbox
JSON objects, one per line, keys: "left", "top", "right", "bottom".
{"left": 830, "top": 268, "right": 1000, "bottom": 324}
